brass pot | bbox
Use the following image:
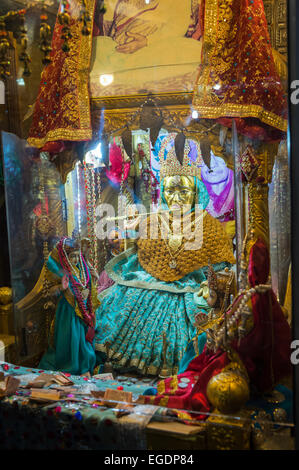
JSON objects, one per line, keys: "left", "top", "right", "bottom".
{"left": 0, "top": 287, "right": 12, "bottom": 305}
{"left": 207, "top": 371, "right": 250, "bottom": 415}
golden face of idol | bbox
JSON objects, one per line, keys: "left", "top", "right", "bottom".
{"left": 163, "top": 176, "right": 195, "bottom": 213}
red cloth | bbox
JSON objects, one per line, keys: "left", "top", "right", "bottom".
{"left": 105, "top": 142, "right": 131, "bottom": 184}
{"left": 231, "top": 238, "right": 292, "bottom": 393}
{"left": 27, "top": 1, "right": 96, "bottom": 150}
{"left": 193, "top": 0, "right": 287, "bottom": 141}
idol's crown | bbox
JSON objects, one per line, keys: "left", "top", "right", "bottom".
{"left": 159, "top": 135, "right": 203, "bottom": 179}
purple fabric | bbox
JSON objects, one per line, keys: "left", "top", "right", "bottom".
{"left": 188, "top": 141, "right": 198, "bottom": 162}
{"left": 201, "top": 156, "right": 235, "bottom": 221}
{"left": 97, "top": 270, "right": 115, "bottom": 293}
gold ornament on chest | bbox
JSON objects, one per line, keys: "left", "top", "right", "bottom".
{"left": 168, "top": 233, "right": 183, "bottom": 251}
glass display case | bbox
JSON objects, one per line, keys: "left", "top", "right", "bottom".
{"left": 0, "top": 0, "right": 296, "bottom": 451}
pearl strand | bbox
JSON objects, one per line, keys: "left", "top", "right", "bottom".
{"left": 207, "top": 284, "right": 272, "bottom": 352}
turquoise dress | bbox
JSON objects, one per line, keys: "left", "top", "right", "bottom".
{"left": 94, "top": 247, "right": 229, "bottom": 375}
{"left": 39, "top": 255, "right": 99, "bottom": 376}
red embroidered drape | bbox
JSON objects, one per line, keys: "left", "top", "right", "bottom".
{"left": 27, "top": 0, "right": 96, "bottom": 151}
{"left": 193, "top": 0, "right": 288, "bottom": 141}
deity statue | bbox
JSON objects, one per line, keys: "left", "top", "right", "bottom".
{"left": 17, "top": 237, "right": 101, "bottom": 376}
{"left": 94, "top": 136, "right": 235, "bottom": 376}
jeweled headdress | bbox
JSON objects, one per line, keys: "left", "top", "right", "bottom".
{"left": 159, "top": 133, "right": 203, "bottom": 179}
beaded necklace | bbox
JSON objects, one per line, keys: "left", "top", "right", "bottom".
{"left": 157, "top": 211, "right": 204, "bottom": 269}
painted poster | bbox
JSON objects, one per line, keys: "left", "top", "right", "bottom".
{"left": 90, "top": 0, "right": 203, "bottom": 97}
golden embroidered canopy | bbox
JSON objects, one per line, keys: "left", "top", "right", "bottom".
{"left": 193, "top": 0, "right": 287, "bottom": 141}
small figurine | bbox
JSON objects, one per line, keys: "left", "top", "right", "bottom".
{"left": 20, "top": 236, "right": 101, "bottom": 376}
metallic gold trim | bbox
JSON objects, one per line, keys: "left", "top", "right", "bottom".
{"left": 28, "top": 128, "right": 93, "bottom": 149}
{"left": 192, "top": 103, "right": 288, "bottom": 133}
{"left": 91, "top": 92, "right": 193, "bottom": 110}
{"left": 94, "top": 342, "right": 160, "bottom": 375}
{"left": 78, "top": 0, "right": 96, "bottom": 129}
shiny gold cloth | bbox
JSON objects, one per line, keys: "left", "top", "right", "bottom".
{"left": 193, "top": 0, "right": 287, "bottom": 139}
{"left": 137, "top": 211, "right": 235, "bottom": 282}
{"left": 28, "top": 0, "right": 96, "bottom": 149}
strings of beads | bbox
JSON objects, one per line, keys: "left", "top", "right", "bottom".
{"left": 18, "top": 9, "right": 31, "bottom": 77}
{"left": 90, "top": 166, "right": 98, "bottom": 270}
{"left": 58, "top": 0, "right": 72, "bottom": 53}
{"left": 61, "top": 238, "right": 88, "bottom": 288}
{"left": 83, "top": 161, "right": 98, "bottom": 271}
{"left": 96, "top": 168, "right": 108, "bottom": 266}
{"left": 79, "top": 0, "right": 92, "bottom": 36}
{"left": 39, "top": 5, "right": 52, "bottom": 65}
{"left": 206, "top": 284, "right": 272, "bottom": 352}
{"left": 57, "top": 238, "right": 94, "bottom": 326}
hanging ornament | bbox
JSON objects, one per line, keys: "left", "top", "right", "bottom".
{"left": 174, "top": 132, "right": 186, "bottom": 165}
{"left": 121, "top": 128, "right": 132, "bottom": 159}
{"left": 200, "top": 136, "right": 212, "bottom": 169}
{"left": 149, "top": 115, "right": 163, "bottom": 147}
{"left": 79, "top": 0, "right": 92, "bottom": 36}
{"left": 0, "top": 17, "right": 11, "bottom": 80}
{"left": 98, "top": 1, "right": 107, "bottom": 14}
{"left": 18, "top": 9, "right": 31, "bottom": 77}
{"left": 39, "top": 5, "right": 52, "bottom": 65}
{"left": 140, "top": 100, "right": 163, "bottom": 146}
{"left": 239, "top": 145, "right": 261, "bottom": 183}
{"left": 58, "top": 1, "right": 72, "bottom": 53}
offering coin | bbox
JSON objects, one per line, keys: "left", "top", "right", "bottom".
{"left": 180, "top": 378, "right": 190, "bottom": 383}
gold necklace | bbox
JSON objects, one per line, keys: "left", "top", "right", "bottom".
{"left": 158, "top": 211, "right": 205, "bottom": 254}
{"left": 158, "top": 224, "right": 186, "bottom": 269}
{"left": 157, "top": 213, "right": 202, "bottom": 270}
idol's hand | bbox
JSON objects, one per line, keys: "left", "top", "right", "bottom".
{"left": 124, "top": 205, "right": 141, "bottom": 231}
{"left": 108, "top": 229, "right": 122, "bottom": 255}
{"left": 116, "top": 32, "right": 147, "bottom": 54}
{"left": 197, "top": 281, "right": 217, "bottom": 307}
{"left": 49, "top": 285, "right": 62, "bottom": 297}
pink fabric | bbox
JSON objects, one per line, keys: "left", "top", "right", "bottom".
{"left": 202, "top": 167, "right": 235, "bottom": 222}
{"left": 105, "top": 142, "right": 131, "bottom": 184}
{"left": 97, "top": 270, "right": 115, "bottom": 293}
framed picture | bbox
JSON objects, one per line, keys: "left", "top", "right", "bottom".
{"left": 90, "top": 0, "right": 203, "bottom": 99}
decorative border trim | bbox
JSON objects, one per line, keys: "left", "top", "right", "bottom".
{"left": 192, "top": 102, "right": 288, "bottom": 133}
